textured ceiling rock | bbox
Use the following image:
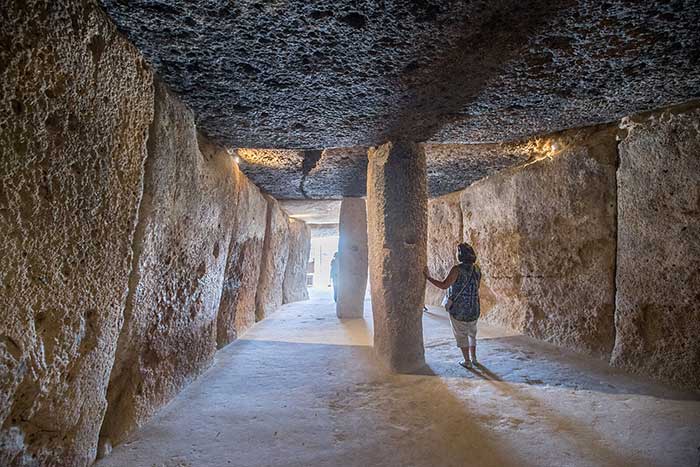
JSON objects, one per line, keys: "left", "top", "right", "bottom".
{"left": 237, "top": 147, "right": 368, "bottom": 199}
{"left": 303, "top": 147, "right": 368, "bottom": 198}
{"left": 237, "top": 149, "right": 305, "bottom": 198}
{"left": 425, "top": 143, "right": 533, "bottom": 196}
{"left": 239, "top": 142, "right": 542, "bottom": 199}
{"left": 99, "top": 0, "right": 700, "bottom": 148}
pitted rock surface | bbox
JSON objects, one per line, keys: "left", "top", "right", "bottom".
{"left": 100, "top": 82, "right": 239, "bottom": 447}
{"left": 461, "top": 125, "right": 618, "bottom": 358}
{"left": 613, "top": 104, "right": 700, "bottom": 390}
{"left": 100, "top": 0, "right": 700, "bottom": 149}
{"left": 237, "top": 149, "right": 305, "bottom": 199}
{"left": 216, "top": 165, "right": 268, "bottom": 348}
{"left": 255, "top": 195, "right": 291, "bottom": 321}
{"left": 425, "top": 144, "right": 534, "bottom": 197}
{"left": 0, "top": 1, "right": 153, "bottom": 464}
{"left": 425, "top": 192, "right": 463, "bottom": 307}
{"left": 304, "top": 147, "right": 368, "bottom": 199}
{"left": 239, "top": 143, "right": 537, "bottom": 199}
{"left": 367, "top": 141, "right": 427, "bottom": 373}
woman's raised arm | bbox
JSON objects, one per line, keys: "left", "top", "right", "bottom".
{"left": 424, "top": 265, "right": 459, "bottom": 290}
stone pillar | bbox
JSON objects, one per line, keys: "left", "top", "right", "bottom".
{"left": 366, "top": 141, "right": 427, "bottom": 373}
{"left": 336, "top": 198, "right": 369, "bottom": 318}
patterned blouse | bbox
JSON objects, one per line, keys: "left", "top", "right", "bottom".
{"left": 448, "top": 263, "right": 481, "bottom": 322}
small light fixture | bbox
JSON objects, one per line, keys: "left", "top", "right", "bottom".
{"left": 550, "top": 142, "right": 560, "bottom": 152}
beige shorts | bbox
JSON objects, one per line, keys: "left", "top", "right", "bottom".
{"left": 449, "top": 315, "right": 478, "bottom": 347}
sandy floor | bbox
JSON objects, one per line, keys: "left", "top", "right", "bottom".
{"left": 97, "top": 291, "right": 700, "bottom": 467}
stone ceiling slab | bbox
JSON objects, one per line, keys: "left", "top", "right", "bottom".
{"left": 100, "top": 0, "right": 700, "bottom": 148}
{"left": 239, "top": 142, "right": 544, "bottom": 199}
{"left": 280, "top": 200, "right": 342, "bottom": 224}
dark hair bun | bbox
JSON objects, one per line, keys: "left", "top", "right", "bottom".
{"left": 458, "top": 243, "right": 477, "bottom": 263}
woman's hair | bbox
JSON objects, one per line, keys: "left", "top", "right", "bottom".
{"left": 457, "top": 243, "right": 477, "bottom": 264}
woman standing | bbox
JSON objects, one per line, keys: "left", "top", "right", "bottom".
{"left": 424, "top": 243, "right": 482, "bottom": 369}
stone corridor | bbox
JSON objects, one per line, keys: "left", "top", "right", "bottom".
{"left": 3, "top": 1, "right": 699, "bottom": 465}
{"left": 97, "top": 292, "right": 700, "bottom": 467}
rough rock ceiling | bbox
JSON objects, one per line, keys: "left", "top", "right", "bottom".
{"left": 100, "top": 0, "right": 700, "bottom": 149}
{"left": 238, "top": 142, "right": 539, "bottom": 198}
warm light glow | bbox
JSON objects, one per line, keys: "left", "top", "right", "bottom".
{"left": 521, "top": 137, "right": 565, "bottom": 167}
{"left": 236, "top": 148, "right": 299, "bottom": 168}
{"left": 233, "top": 156, "right": 240, "bottom": 164}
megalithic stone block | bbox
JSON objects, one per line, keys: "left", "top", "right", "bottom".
{"left": 336, "top": 198, "right": 369, "bottom": 319}
{"left": 366, "top": 141, "right": 427, "bottom": 373}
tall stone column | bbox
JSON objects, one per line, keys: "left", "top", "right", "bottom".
{"left": 366, "top": 141, "right": 427, "bottom": 373}
{"left": 336, "top": 197, "right": 369, "bottom": 319}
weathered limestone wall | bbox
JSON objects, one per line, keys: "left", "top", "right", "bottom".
{"left": 336, "top": 198, "right": 369, "bottom": 319}
{"left": 256, "top": 195, "right": 291, "bottom": 321}
{"left": 612, "top": 105, "right": 700, "bottom": 390}
{"left": 460, "top": 126, "right": 618, "bottom": 357}
{"left": 425, "top": 192, "right": 463, "bottom": 307}
{"left": 0, "top": 2, "right": 154, "bottom": 465}
{"left": 282, "top": 219, "right": 311, "bottom": 304}
{"left": 216, "top": 167, "right": 268, "bottom": 348}
{"left": 0, "top": 3, "right": 315, "bottom": 464}
{"left": 367, "top": 142, "right": 427, "bottom": 373}
{"left": 0, "top": 1, "right": 153, "bottom": 466}
{"left": 100, "top": 82, "right": 238, "bottom": 447}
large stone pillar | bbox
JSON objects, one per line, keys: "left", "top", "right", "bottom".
{"left": 336, "top": 198, "right": 369, "bottom": 318}
{"left": 366, "top": 141, "right": 427, "bottom": 373}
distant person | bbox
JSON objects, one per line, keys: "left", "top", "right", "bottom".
{"left": 424, "top": 243, "right": 482, "bottom": 369}
{"left": 330, "top": 252, "right": 339, "bottom": 302}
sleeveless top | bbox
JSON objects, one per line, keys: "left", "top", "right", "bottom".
{"left": 448, "top": 263, "right": 481, "bottom": 322}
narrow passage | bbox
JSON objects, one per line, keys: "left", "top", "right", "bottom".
{"left": 98, "top": 292, "right": 700, "bottom": 467}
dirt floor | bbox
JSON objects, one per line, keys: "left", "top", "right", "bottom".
{"left": 97, "top": 291, "right": 700, "bottom": 467}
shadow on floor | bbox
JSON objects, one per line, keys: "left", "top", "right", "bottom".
{"left": 403, "top": 360, "right": 661, "bottom": 467}
{"left": 415, "top": 334, "right": 700, "bottom": 401}
{"left": 98, "top": 330, "right": 700, "bottom": 467}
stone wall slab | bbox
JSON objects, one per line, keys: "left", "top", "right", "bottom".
{"left": 99, "top": 82, "right": 236, "bottom": 446}
{"left": 256, "top": 196, "right": 291, "bottom": 320}
{"left": 613, "top": 105, "right": 700, "bottom": 390}
{"left": 216, "top": 167, "right": 267, "bottom": 348}
{"left": 425, "top": 192, "right": 463, "bottom": 307}
{"left": 0, "top": 1, "right": 153, "bottom": 464}
{"left": 460, "top": 127, "right": 618, "bottom": 357}
{"left": 283, "top": 219, "right": 311, "bottom": 304}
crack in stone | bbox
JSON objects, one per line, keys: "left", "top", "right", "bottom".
{"left": 300, "top": 149, "right": 323, "bottom": 199}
